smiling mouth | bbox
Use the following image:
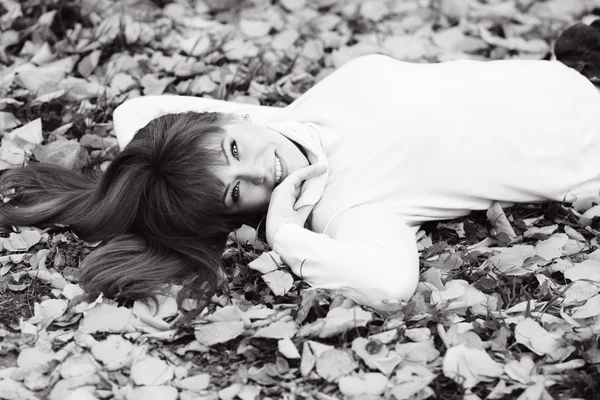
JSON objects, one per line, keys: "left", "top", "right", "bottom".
{"left": 275, "top": 154, "right": 282, "bottom": 185}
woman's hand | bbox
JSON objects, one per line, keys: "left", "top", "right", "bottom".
{"left": 266, "top": 163, "right": 327, "bottom": 247}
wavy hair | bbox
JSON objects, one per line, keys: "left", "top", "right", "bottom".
{"left": 0, "top": 112, "right": 252, "bottom": 309}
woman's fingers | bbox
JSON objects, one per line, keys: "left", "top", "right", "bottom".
{"left": 284, "top": 163, "right": 327, "bottom": 188}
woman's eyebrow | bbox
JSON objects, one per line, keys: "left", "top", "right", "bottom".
{"left": 221, "top": 138, "right": 230, "bottom": 208}
{"left": 222, "top": 185, "right": 229, "bottom": 208}
{"left": 220, "top": 138, "right": 230, "bottom": 166}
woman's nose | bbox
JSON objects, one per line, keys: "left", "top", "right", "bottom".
{"left": 239, "top": 161, "right": 265, "bottom": 185}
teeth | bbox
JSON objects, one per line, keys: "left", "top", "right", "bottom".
{"left": 275, "top": 156, "right": 282, "bottom": 183}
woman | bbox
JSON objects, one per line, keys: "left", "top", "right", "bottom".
{"left": 2, "top": 22, "right": 600, "bottom": 311}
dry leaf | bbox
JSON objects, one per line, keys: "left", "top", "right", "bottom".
{"left": 580, "top": 204, "right": 600, "bottom": 226}
{"left": 352, "top": 337, "right": 403, "bottom": 376}
{"left": 59, "top": 353, "right": 98, "bottom": 379}
{"left": 485, "top": 245, "right": 537, "bottom": 276}
{"left": 443, "top": 344, "right": 503, "bottom": 388}
{"left": 240, "top": 19, "right": 271, "bottom": 38}
{"left": 487, "top": 202, "right": 517, "bottom": 241}
{"left": 571, "top": 294, "right": 600, "bottom": 319}
{"left": 77, "top": 50, "right": 101, "bottom": 78}
{"left": 535, "top": 233, "right": 568, "bottom": 261}
{"left": 174, "top": 374, "right": 210, "bottom": 392}
{"left": 79, "top": 303, "right": 134, "bottom": 334}
{"left": 390, "top": 365, "right": 436, "bottom": 400}
{"left": 33, "top": 139, "right": 89, "bottom": 170}
{"left": 369, "top": 329, "right": 398, "bottom": 344}
{"left": 514, "top": 318, "right": 565, "bottom": 355}
{"left": 395, "top": 340, "right": 440, "bottom": 364}
{"left": 300, "top": 341, "right": 316, "bottom": 377}
{"left": 338, "top": 372, "right": 388, "bottom": 396}
{"left": 524, "top": 225, "right": 558, "bottom": 239}
{"left": 237, "top": 384, "right": 261, "bottom": 400}
{"left": 91, "top": 335, "right": 133, "bottom": 371}
{"left": 254, "top": 317, "right": 297, "bottom": 339}
{"left": 405, "top": 327, "right": 431, "bottom": 342}
{"left": 315, "top": 348, "right": 357, "bottom": 382}
{"left": 565, "top": 260, "right": 600, "bottom": 282}
{"left": 318, "top": 306, "right": 372, "bottom": 338}
{"left": 0, "top": 379, "right": 39, "bottom": 400}
{"left": 504, "top": 356, "right": 535, "bottom": 385}
{"left": 262, "top": 270, "right": 294, "bottom": 296}
{"left": 130, "top": 355, "right": 174, "bottom": 386}
{"left": 278, "top": 338, "right": 301, "bottom": 359}
{"left": 563, "top": 281, "right": 599, "bottom": 305}
{"left": 195, "top": 321, "right": 245, "bottom": 346}
{"left": 126, "top": 386, "right": 178, "bottom": 400}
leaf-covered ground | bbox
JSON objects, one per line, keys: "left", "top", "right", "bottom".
{"left": 2, "top": 0, "right": 600, "bottom": 399}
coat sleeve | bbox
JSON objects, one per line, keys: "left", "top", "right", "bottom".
{"left": 112, "top": 95, "right": 282, "bottom": 149}
{"left": 272, "top": 205, "right": 420, "bottom": 310}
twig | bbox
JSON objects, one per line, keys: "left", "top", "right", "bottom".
{"left": 540, "top": 359, "right": 586, "bottom": 374}
{"left": 437, "top": 323, "right": 450, "bottom": 349}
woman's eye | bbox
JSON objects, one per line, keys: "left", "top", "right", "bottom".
{"left": 231, "top": 182, "right": 240, "bottom": 203}
{"left": 231, "top": 140, "right": 239, "bottom": 160}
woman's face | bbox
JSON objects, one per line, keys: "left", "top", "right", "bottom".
{"left": 209, "top": 121, "right": 310, "bottom": 214}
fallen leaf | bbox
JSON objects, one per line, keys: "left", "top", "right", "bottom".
{"left": 571, "top": 294, "right": 600, "bottom": 319}
{"left": 262, "top": 270, "right": 294, "bottom": 296}
{"left": 254, "top": 317, "right": 297, "bottom": 339}
{"left": 195, "top": 321, "right": 245, "bottom": 346}
{"left": 232, "top": 225, "right": 262, "bottom": 249}
{"left": 338, "top": 372, "right": 389, "bottom": 396}
{"left": 369, "top": 329, "right": 398, "bottom": 344}
{"left": 90, "top": 335, "right": 133, "bottom": 371}
{"left": 278, "top": 338, "right": 301, "bottom": 359}
{"left": 240, "top": 19, "right": 271, "bottom": 38}
{"left": 390, "top": 365, "right": 436, "bottom": 400}
{"left": 59, "top": 353, "right": 98, "bottom": 379}
{"left": 580, "top": 204, "right": 600, "bottom": 226}
{"left": 443, "top": 344, "right": 503, "bottom": 388}
{"left": 535, "top": 233, "right": 568, "bottom": 261}
{"left": 485, "top": 245, "right": 537, "bottom": 276}
{"left": 563, "top": 281, "right": 599, "bottom": 305}
{"left": 0, "top": 379, "right": 38, "bottom": 400}
{"left": 79, "top": 303, "right": 134, "bottom": 334}
{"left": 487, "top": 202, "right": 517, "bottom": 241}
{"left": 504, "top": 356, "right": 535, "bottom": 384}
{"left": 5, "top": 118, "right": 43, "bottom": 147}
{"left": 33, "top": 139, "right": 89, "bottom": 170}
{"left": 565, "top": 260, "right": 600, "bottom": 282}
{"left": 300, "top": 341, "right": 316, "bottom": 377}
{"left": 237, "top": 384, "right": 261, "bottom": 400}
{"left": 248, "top": 251, "right": 280, "bottom": 274}
{"left": 514, "top": 318, "right": 565, "bottom": 355}
{"left": 126, "top": 386, "right": 178, "bottom": 400}
{"left": 31, "top": 299, "right": 68, "bottom": 324}
{"left": 352, "top": 337, "right": 403, "bottom": 376}
{"left": 315, "top": 348, "right": 358, "bottom": 382}
{"left": 319, "top": 306, "right": 372, "bottom": 338}
{"left": 77, "top": 50, "right": 101, "bottom": 78}
{"left": 174, "top": 374, "right": 210, "bottom": 392}
{"left": 395, "top": 340, "right": 440, "bottom": 364}
{"left": 524, "top": 225, "right": 558, "bottom": 239}
{"left": 130, "top": 355, "right": 174, "bottom": 386}
{"left": 17, "top": 347, "right": 56, "bottom": 368}
{"left": 564, "top": 225, "right": 586, "bottom": 242}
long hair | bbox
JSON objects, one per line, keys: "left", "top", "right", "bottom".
{"left": 0, "top": 111, "right": 250, "bottom": 308}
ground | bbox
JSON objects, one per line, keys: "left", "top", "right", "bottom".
{"left": 1, "top": 0, "right": 600, "bottom": 399}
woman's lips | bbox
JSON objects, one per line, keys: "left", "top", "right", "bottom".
{"left": 273, "top": 152, "right": 288, "bottom": 188}
{"left": 277, "top": 152, "right": 287, "bottom": 183}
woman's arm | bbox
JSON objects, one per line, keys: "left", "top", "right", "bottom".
{"left": 112, "top": 95, "right": 281, "bottom": 149}
{"left": 273, "top": 205, "right": 420, "bottom": 310}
